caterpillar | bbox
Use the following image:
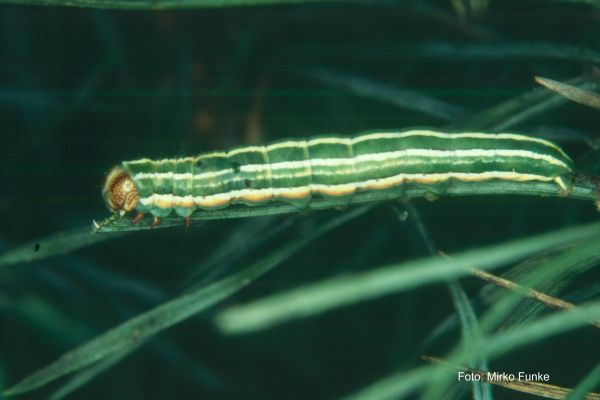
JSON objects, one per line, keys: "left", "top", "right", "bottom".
{"left": 102, "top": 130, "right": 574, "bottom": 225}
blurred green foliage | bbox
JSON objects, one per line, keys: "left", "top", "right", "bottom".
{"left": 1, "top": 1, "right": 600, "bottom": 399}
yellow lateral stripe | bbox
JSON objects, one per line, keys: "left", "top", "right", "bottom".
{"left": 139, "top": 170, "right": 556, "bottom": 209}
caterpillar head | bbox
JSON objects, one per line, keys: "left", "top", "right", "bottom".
{"left": 102, "top": 166, "right": 140, "bottom": 216}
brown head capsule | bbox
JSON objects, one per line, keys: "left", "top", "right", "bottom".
{"left": 102, "top": 166, "right": 140, "bottom": 216}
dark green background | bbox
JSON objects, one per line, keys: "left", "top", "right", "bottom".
{"left": 1, "top": 1, "right": 600, "bottom": 399}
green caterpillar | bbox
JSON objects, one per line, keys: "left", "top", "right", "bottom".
{"left": 102, "top": 130, "right": 574, "bottom": 222}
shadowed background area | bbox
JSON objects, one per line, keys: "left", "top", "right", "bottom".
{"left": 1, "top": 1, "right": 600, "bottom": 399}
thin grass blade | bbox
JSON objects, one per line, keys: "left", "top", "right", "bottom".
{"left": 48, "top": 344, "right": 139, "bottom": 400}
{"left": 342, "top": 366, "right": 434, "bottom": 400}
{"left": 424, "top": 357, "right": 600, "bottom": 400}
{"left": 0, "top": 226, "right": 126, "bottom": 268}
{"left": 421, "top": 236, "right": 600, "bottom": 400}
{"left": 566, "top": 361, "right": 600, "bottom": 400}
{"left": 444, "top": 283, "right": 492, "bottom": 400}
{"left": 479, "top": 301, "right": 600, "bottom": 361}
{"left": 404, "top": 203, "right": 491, "bottom": 400}
{"left": 301, "top": 67, "right": 466, "bottom": 120}
{"left": 474, "top": 246, "right": 600, "bottom": 329}
{"left": 0, "top": 0, "right": 343, "bottom": 9}
{"left": 94, "top": 179, "right": 598, "bottom": 233}
{"left": 3, "top": 206, "right": 370, "bottom": 396}
{"left": 535, "top": 76, "right": 600, "bottom": 111}
{"left": 478, "top": 237, "right": 600, "bottom": 334}
{"left": 419, "top": 42, "right": 600, "bottom": 64}
{"left": 217, "top": 221, "right": 600, "bottom": 334}
{"left": 454, "top": 75, "right": 600, "bottom": 131}
{"left": 347, "top": 302, "right": 600, "bottom": 400}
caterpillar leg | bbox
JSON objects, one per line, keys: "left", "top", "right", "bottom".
{"left": 184, "top": 216, "right": 193, "bottom": 229}
{"left": 151, "top": 216, "right": 161, "bottom": 227}
{"left": 131, "top": 212, "right": 145, "bottom": 224}
{"left": 554, "top": 177, "right": 571, "bottom": 195}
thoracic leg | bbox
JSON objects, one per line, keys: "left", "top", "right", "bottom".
{"left": 131, "top": 212, "right": 144, "bottom": 224}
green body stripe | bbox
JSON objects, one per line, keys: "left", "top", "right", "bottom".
{"left": 121, "top": 130, "right": 575, "bottom": 217}
{"left": 268, "top": 141, "right": 312, "bottom": 207}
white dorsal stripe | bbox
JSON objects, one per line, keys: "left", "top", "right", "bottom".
{"left": 181, "top": 131, "right": 569, "bottom": 160}
{"left": 131, "top": 148, "right": 570, "bottom": 183}
{"left": 348, "top": 131, "right": 566, "bottom": 153}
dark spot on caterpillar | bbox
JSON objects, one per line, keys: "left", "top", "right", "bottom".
{"left": 232, "top": 162, "right": 241, "bottom": 173}
{"left": 244, "top": 179, "right": 252, "bottom": 188}
{"left": 194, "top": 159, "right": 203, "bottom": 167}
{"left": 34, "top": 243, "right": 40, "bottom": 252}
